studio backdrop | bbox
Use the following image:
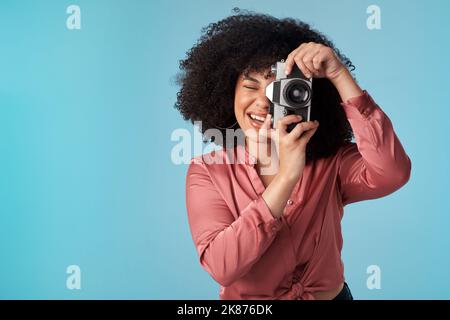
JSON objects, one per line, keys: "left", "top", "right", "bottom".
{"left": 0, "top": 0, "right": 449, "bottom": 299}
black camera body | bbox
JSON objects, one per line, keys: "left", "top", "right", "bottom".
{"left": 265, "top": 61, "right": 313, "bottom": 133}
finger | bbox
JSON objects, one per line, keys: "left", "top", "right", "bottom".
{"left": 312, "top": 50, "right": 327, "bottom": 70}
{"left": 293, "top": 43, "right": 316, "bottom": 77}
{"left": 277, "top": 114, "right": 302, "bottom": 127}
{"left": 258, "top": 114, "right": 272, "bottom": 143}
{"left": 277, "top": 114, "right": 303, "bottom": 136}
{"left": 299, "top": 122, "right": 319, "bottom": 144}
{"left": 293, "top": 54, "right": 312, "bottom": 79}
{"left": 305, "top": 52, "right": 321, "bottom": 73}
{"left": 269, "top": 128, "right": 280, "bottom": 146}
{"left": 261, "top": 113, "right": 272, "bottom": 130}
{"left": 293, "top": 44, "right": 317, "bottom": 78}
{"left": 287, "top": 120, "right": 319, "bottom": 141}
{"left": 301, "top": 49, "right": 321, "bottom": 77}
{"left": 284, "top": 44, "right": 305, "bottom": 75}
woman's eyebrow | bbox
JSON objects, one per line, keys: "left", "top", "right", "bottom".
{"left": 243, "top": 75, "right": 260, "bottom": 83}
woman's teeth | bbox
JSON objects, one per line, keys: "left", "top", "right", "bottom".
{"left": 249, "top": 114, "right": 266, "bottom": 122}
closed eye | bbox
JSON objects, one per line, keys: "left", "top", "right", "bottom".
{"left": 243, "top": 85, "right": 258, "bottom": 90}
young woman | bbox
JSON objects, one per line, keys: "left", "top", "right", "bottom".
{"left": 175, "top": 10, "right": 411, "bottom": 300}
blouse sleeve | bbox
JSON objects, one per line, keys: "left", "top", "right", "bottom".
{"left": 338, "top": 90, "right": 412, "bottom": 206}
{"left": 185, "top": 159, "right": 283, "bottom": 287}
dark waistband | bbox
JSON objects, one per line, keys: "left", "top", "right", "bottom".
{"left": 332, "top": 282, "right": 353, "bottom": 300}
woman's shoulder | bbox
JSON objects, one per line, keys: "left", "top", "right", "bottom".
{"left": 186, "top": 147, "right": 243, "bottom": 195}
{"left": 187, "top": 145, "right": 250, "bottom": 186}
{"left": 336, "top": 141, "right": 358, "bottom": 160}
{"left": 187, "top": 147, "right": 232, "bottom": 176}
{"left": 305, "top": 142, "right": 357, "bottom": 176}
{"left": 189, "top": 148, "right": 227, "bottom": 165}
{"left": 189, "top": 145, "right": 248, "bottom": 166}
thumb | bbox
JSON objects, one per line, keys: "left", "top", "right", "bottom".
{"left": 258, "top": 114, "right": 272, "bottom": 142}
{"left": 261, "top": 114, "right": 272, "bottom": 130}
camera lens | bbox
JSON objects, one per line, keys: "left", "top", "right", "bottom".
{"left": 284, "top": 80, "right": 311, "bottom": 106}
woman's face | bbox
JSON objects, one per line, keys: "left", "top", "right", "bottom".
{"left": 234, "top": 68, "right": 276, "bottom": 139}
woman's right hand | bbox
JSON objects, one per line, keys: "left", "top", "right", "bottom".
{"left": 257, "top": 114, "right": 319, "bottom": 219}
{"left": 271, "top": 114, "right": 320, "bottom": 182}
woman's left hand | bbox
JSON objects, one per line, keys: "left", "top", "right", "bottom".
{"left": 284, "top": 42, "right": 347, "bottom": 81}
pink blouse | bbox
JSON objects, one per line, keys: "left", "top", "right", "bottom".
{"left": 185, "top": 90, "right": 411, "bottom": 300}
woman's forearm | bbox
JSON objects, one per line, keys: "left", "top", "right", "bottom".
{"left": 330, "top": 68, "right": 363, "bottom": 103}
{"left": 262, "top": 174, "right": 298, "bottom": 219}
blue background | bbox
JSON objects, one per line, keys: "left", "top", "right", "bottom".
{"left": 0, "top": 0, "right": 449, "bottom": 299}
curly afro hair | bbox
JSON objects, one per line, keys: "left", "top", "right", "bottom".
{"left": 175, "top": 8, "right": 355, "bottom": 164}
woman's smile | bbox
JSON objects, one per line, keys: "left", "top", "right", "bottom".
{"left": 247, "top": 112, "right": 268, "bottom": 129}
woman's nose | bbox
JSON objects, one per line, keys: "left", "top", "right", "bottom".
{"left": 255, "top": 94, "right": 270, "bottom": 111}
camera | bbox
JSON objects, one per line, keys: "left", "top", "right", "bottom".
{"left": 265, "top": 61, "right": 313, "bottom": 133}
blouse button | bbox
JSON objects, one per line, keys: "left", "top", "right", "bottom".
{"left": 287, "top": 199, "right": 294, "bottom": 205}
